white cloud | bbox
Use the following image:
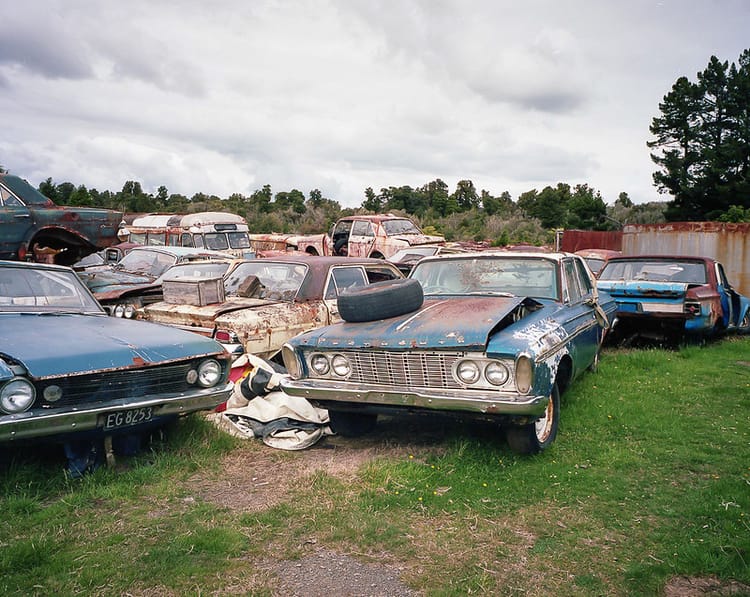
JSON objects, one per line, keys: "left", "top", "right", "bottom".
{"left": 1, "top": 0, "right": 748, "bottom": 207}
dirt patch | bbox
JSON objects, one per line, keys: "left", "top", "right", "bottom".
{"left": 186, "top": 415, "right": 454, "bottom": 513}
{"left": 664, "top": 576, "right": 750, "bottom": 596}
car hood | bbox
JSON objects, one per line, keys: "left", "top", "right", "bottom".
{"left": 298, "top": 296, "right": 535, "bottom": 351}
{"left": 0, "top": 314, "right": 224, "bottom": 379}
{"left": 396, "top": 234, "right": 445, "bottom": 246}
{"left": 79, "top": 269, "right": 156, "bottom": 292}
{"left": 141, "top": 297, "right": 283, "bottom": 327}
{"left": 596, "top": 280, "right": 690, "bottom": 298}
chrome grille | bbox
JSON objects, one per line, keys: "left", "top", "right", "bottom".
{"left": 344, "top": 351, "right": 463, "bottom": 389}
{"left": 34, "top": 360, "right": 224, "bottom": 407}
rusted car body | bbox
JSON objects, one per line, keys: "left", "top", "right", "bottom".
{"left": 387, "top": 243, "right": 469, "bottom": 275}
{"left": 281, "top": 252, "right": 616, "bottom": 455}
{"left": 0, "top": 260, "right": 233, "bottom": 450}
{"left": 251, "top": 214, "right": 445, "bottom": 260}
{"left": 0, "top": 173, "right": 122, "bottom": 265}
{"left": 137, "top": 255, "right": 404, "bottom": 361}
{"left": 597, "top": 255, "right": 750, "bottom": 344}
{"left": 120, "top": 211, "right": 256, "bottom": 259}
{"left": 76, "top": 245, "right": 235, "bottom": 316}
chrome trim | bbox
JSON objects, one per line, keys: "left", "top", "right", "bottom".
{"left": 0, "top": 382, "right": 233, "bottom": 442}
{"left": 281, "top": 379, "right": 548, "bottom": 417}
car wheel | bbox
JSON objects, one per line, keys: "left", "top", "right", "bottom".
{"left": 338, "top": 278, "right": 424, "bottom": 322}
{"left": 505, "top": 383, "right": 560, "bottom": 455}
{"left": 328, "top": 410, "right": 378, "bottom": 436}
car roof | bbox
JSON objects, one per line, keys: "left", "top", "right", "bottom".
{"left": 416, "top": 251, "right": 571, "bottom": 265}
{"left": 0, "top": 259, "right": 71, "bottom": 272}
{"left": 605, "top": 255, "right": 714, "bottom": 264}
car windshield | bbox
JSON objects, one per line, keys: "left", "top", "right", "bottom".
{"left": 228, "top": 232, "right": 251, "bottom": 249}
{"left": 0, "top": 267, "right": 103, "bottom": 313}
{"left": 598, "top": 260, "right": 707, "bottom": 284}
{"left": 116, "top": 249, "right": 177, "bottom": 277}
{"left": 160, "top": 262, "right": 231, "bottom": 282}
{"left": 224, "top": 262, "right": 309, "bottom": 300}
{"left": 411, "top": 256, "right": 559, "bottom": 300}
{"left": 584, "top": 258, "right": 606, "bottom": 274}
{"left": 382, "top": 219, "right": 422, "bottom": 235}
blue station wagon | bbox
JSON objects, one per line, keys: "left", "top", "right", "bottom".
{"left": 281, "top": 252, "right": 616, "bottom": 455}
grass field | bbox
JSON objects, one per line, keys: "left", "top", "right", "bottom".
{"left": 1, "top": 337, "right": 749, "bottom": 596}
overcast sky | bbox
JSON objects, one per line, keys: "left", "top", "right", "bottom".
{"left": 1, "top": 1, "right": 749, "bottom": 208}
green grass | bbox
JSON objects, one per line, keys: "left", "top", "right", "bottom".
{"left": 1, "top": 337, "right": 749, "bottom": 596}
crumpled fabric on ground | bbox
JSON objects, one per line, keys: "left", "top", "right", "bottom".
{"left": 210, "top": 354, "right": 331, "bottom": 450}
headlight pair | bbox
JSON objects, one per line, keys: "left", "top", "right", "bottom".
{"left": 309, "top": 353, "right": 350, "bottom": 378}
{"left": 112, "top": 303, "right": 137, "bottom": 318}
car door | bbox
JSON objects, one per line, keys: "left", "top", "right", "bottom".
{"left": 560, "top": 257, "right": 601, "bottom": 369}
{"left": 715, "top": 262, "right": 738, "bottom": 328}
{"left": 0, "top": 184, "right": 33, "bottom": 260}
{"left": 347, "top": 220, "right": 376, "bottom": 258}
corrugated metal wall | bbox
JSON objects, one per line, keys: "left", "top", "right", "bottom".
{"left": 622, "top": 222, "right": 750, "bottom": 296}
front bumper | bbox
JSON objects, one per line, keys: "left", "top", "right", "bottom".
{"left": 0, "top": 382, "right": 234, "bottom": 442}
{"left": 280, "top": 379, "right": 548, "bottom": 417}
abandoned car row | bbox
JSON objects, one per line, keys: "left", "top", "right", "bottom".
{"left": 1, "top": 173, "right": 748, "bottom": 462}
{"left": 1, "top": 245, "right": 747, "bottom": 465}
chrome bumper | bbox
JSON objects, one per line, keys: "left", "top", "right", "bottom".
{"left": 280, "top": 379, "right": 548, "bottom": 417}
{"left": 0, "top": 382, "right": 234, "bottom": 442}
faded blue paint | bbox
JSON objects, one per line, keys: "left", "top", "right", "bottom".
{"left": 309, "top": 296, "right": 528, "bottom": 351}
{"left": 1, "top": 314, "right": 224, "bottom": 378}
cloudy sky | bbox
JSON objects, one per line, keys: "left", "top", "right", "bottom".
{"left": 2, "top": 1, "right": 749, "bottom": 208}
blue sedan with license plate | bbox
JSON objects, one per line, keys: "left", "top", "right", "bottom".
{"left": 0, "top": 260, "right": 233, "bottom": 467}
{"left": 280, "top": 252, "right": 616, "bottom": 455}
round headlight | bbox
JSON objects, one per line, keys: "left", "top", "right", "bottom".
{"left": 43, "top": 385, "right": 63, "bottom": 402}
{"left": 331, "top": 354, "right": 351, "bottom": 377}
{"left": 456, "top": 360, "right": 480, "bottom": 384}
{"left": 282, "top": 344, "right": 302, "bottom": 379}
{"left": 515, "top": 355, "right": 533, "bottom": 394}
{"left": 196, "top": 359, "right": 222, "bottom": 387}
{"left": 1, "top": 378, "right": 36, "bottom": 414}
{"left": 485, "top": 362, "right": 510, "bottom": 385}
{"left": 113, "top": 304, "right": 126, "bottom": 318}
{"left": 123, "top": 304, "right": 136, "bottom": 319}
{"left": 310, "top": 354, "right": 330, "bottom": 376}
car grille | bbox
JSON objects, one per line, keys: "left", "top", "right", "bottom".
{"left": 342, "top": 350, "right": 463, "bottom": 389}
{"left": 34, "top": 361, "right": 214, "bottom": 407}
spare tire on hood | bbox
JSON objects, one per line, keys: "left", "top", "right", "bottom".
{"left": 338, "top": 278, "right": 424, "bottom": 323}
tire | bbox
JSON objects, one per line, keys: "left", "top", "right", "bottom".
{"left": 338, "top": 278, "right": 424, "bottom": 322}
{"left": 328, "top": 410, "right": 378, "bottom": 436}
{"left": 505, "top": 383, "right": 560, "bottom": 455}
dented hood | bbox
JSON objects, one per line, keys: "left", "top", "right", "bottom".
{"left": 397, "top": 234, "right": 445, "bottom": 246}
{"left": 142, "top": 297, "right": 282, "bottom": 327}
{"left": 305, "top": 296, "right": 528, "bottom": 351}
{"left": 0, "top": 314, "right": 223, "bottom": 379}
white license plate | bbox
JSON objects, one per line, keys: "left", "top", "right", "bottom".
{"left": 103, "top": 407, "right": 153, "bottom": 430}
{"left": 641, "top": 302, "right": 684, "bottom": 313}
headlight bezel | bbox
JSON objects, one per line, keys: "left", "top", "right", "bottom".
{"left": 0, "top": 377, "right": 37, "bottom": 414}
{"left": 195, "top": 359, "right": 223, "bottom": 388}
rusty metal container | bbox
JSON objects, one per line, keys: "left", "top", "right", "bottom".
{"left": 162, "top": 277, "right": 225, "bottom": 306}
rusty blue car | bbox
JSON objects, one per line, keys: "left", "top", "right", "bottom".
{"left": 597, "top": 255, "right": 750, "bottom": 345}
{"left": 0, "top": 260, "right": 233, "bottom": 473}
{"left": 280, "top": 252, "right": 615, "bottom": 455}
